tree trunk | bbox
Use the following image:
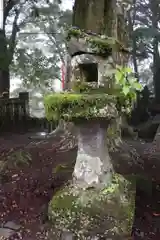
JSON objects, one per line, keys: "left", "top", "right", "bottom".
{"left": 127, "top": 5, "right": 139, "bottom": 80}
{"left": 73, "top": 0, "right": 124, "bottom": 37}
{"left": 0, "top": 30, "right": 10, "bottom": 96}
{"left": 150, "top": 0, "right": 160, "bottom": 103}
{"left": 72, "top": 0, "right": 129, "bottom": 65}
{"left": 0, "top": 5, "right": 20, "bottom": 97}
{"left": 153, "top": 39, "right": 160, "bottom": 103}
{"left": 64, "top": 54, "right": 71, "bottom": 91}
{"left": 73, "top": 0, "right": 106, "bottom": 35}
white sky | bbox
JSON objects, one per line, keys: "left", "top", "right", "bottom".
{"left": 0, "top": 0, "right": 3, "bottom": 29}
{"left": 62, "top": 0, "right": 73, "bottom": 10}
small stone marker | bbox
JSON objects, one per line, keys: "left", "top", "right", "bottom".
{"left": 0, "top": 221, "right": 21, "bottom": 239}
{"left": 0, "top": 228, "right": 15, "bottom": 239}
{"left": 4, "top": 221, "right": 21, "bottom": 230}
{"left": 60, "top": 231, "right": 74, "bottom": 240}
{"left": 152, "top": 114, "right": 160, "bottom": 124}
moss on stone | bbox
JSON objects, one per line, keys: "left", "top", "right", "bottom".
{"left": 48, "top": 174, "right": 135, "bottom": 238}
{"left": 106, "top": 118, "right": 122, "bottom": 151}
{"left": 44, "top": 93, "right": 117, "bottom": 121}
{"left": 71, "top": 81, "right": 108, "bottom": 94}
{"left": 66, "top": 27, "right": 129, "bottom": 56}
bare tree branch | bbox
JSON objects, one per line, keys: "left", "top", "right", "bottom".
{"left": 4, "top": 0, "right": 20, "bottom": 28}
{"left": 8, "top": 8, "right": 20, "bottom": 64}
{"left": 42, "top": 22, "right": 66, "bottom": 64}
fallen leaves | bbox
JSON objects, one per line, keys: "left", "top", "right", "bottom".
{"left": 0, "top": 134, "right": 77, "bottom": 239}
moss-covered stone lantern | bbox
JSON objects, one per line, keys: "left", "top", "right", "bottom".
{"left": 44, "top": 5, "right": 135, "bottom": 237}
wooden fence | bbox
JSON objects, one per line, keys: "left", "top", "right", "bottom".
{"left": 0, "top": 92, "right": 55, "bottom": 134}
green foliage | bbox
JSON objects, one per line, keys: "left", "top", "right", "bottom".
{"left": 1, "top": 149, "right": 32, "bottom": 169}
{"left": 44, "top": 93, "right": 116, "bottom": 121}
{"left": 52, "top": 164, "right": 68, "bottom": 174}
{"left": 71, "top": 65, "right": 142, "bottom": 115}
{"left": 10, "top": 2, "right": 72, "bottom": 89}
{"left": 113, "top": 66, "right": 143, "bottom": 114}
{"left": 11, "top": 48, "right": 60, "bottom": 89}
{"left": 6, "top": 149, "right": 32, "bottom": 167}
{"left": 0, "top": 149, "right": 32, "bottom": 182}
{"left": 44, "top": 65, "right": 142, "bottom": 120}
{"left": 129, "top": 0, "right": 159, "bottom": 89}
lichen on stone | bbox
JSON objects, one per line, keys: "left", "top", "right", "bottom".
{"left": 48, "top": 174, "right": 135, "bottom": 238}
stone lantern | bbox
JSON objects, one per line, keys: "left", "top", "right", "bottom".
{"left": 44, "top": 1, "right": 135, "bottom": 238}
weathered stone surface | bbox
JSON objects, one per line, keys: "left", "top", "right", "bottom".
{"left": 60, "top": 231, "right": 74, "bottom": 240}
{"left": 73, "top": 122, "right": 113, "bottom": 189}
{"left": 0, "top": 221, "right": 21, "bottom": 239}
{"left": 4, "top": 221, "right": 21, "bottom": 230}
{"left": 70, "top": 53, "right": 115, "bottom": 88}
{"left": 47, "top": 116, "right": 138, "bottom": 238}
{"left": 48, "top": 174, "right": 135, "bottom": 239}
{"left": 0, "top": 227, "right": 15, "bottom": 239}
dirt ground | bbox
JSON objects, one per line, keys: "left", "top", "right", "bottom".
{"left": 132, "top": 182, "right": 160, "bottom": 240}
{"left": 0, "top": 133, "right": 160, "bottom": 239}
{"left": 0, "top": 133, "right": 77, "bottom": 239}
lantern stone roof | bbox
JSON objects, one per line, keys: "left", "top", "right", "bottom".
{"left": 66, "top": 27, "right": 130, "bottom": 58}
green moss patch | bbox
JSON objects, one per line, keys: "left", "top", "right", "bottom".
{"left": 71, "top": 81, "right": 107, "bottom": 94}
{"left": 44, "top": 93, "right": 117, "bottom": 121}
{"left": 48, "top": 174, "right": 135, "bottom": 238}
{"left": 67, "top": 27, "right": 129, "bottom": 56}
